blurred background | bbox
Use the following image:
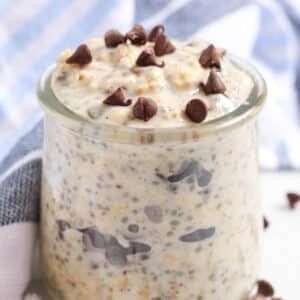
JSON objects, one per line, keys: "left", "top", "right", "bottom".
{"left": 0, "top": 0, "right": 300, "bottom": 170}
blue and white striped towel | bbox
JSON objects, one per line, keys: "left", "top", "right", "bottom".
{"left": 0, "top": 0, "right": 300, "bottom": 299}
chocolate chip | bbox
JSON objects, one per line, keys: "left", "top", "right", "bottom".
{"left": 136, "top": 48, "right": 164, "bottom": 68}
{"left": 79, "top": 227, "right": 106, "bottom": 250}
{"left": 154, "top": 34, "right": 176, "bottom": 56}
{"left": 104, "top": 29, "right": 125, "bottom": 48}
{"left": 144, "top": 205, "right": 163, "bottom": 223}
{"left": 149, "top": 24, "right": 165, "bottom": 42}
{"left": 167, "top": 160, "right": 197, "bottom": 183}
{"left": 57, "top": 220, "right": 71, "bottom": 240}
{"left": 126, "top": 25, "right": 147, "bottom": 45}
{"left": 263, "top": 216, "right": 269, "bottom": 230}
{"left": 106, "top": 235, "right": 121, "bottom": 247}
{"left": 105, "top": 245, "right": 127, "bottom": 266}
{"left": 66, "top": 44, "right": 92, "bottom": 66}
{"left": 257, "top": 280, "right": 275, "bottom": 297}
{"left": 128, "top": 224, "right": 139, "bottom": 233}
{"left": 103, "top": 88, "right": 132, "bottom": 106}
{"left": 201, "top": 70, "right": 226, "bottom": 95}
{"left": 126, "top": 242, "right": 151, "bottom": 255}
{"left": 287, "top": 192, "right": 300, "bottom": 209}
{"left": 196, "top": 165, "right": 212, "bottom": 187}
{"left": 199, "top": 44, "right": 224, "bottom": 70}
{"left": 185, "top": 99, "right": 208, "bottom": 123}
{"left": 179, "top": 227, "right": 215, "bottom": 242}
{"left": 133, "top": 97, "right": 158, "bottom": 121}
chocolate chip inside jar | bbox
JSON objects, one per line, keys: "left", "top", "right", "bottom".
{"left": 52, "top": 25, "right": 254, "bottom": 128}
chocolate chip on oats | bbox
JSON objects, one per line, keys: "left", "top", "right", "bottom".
{"left": 287, "top": 192, "right": 300, "bottom": 209}
{"left": 103, "top": 88, "right": 132, "bottom": 106}
{"left": 144, "top": 205, "right": 163, "bottom": 223}
{"left": 199, "top": 44, "right": 224, "bottom": 70}
{"left": 66, "top": 44, "right": 92, "bottom": 66}
{"left": 149, "top": 24, "right": 165, "bottom": 42}
{"left": 133, "top": 97, "right": 158, "bottom": 121}
{"left": 201, "top": 70, "right": 226, "bottom": 95}
{"left": 104, "top": 29, "right": 125, "bottom": 48}
{"left": 179, "top": 227, "right": 216, "bottom": 242}
{"left": 126, "top": 25, "right": 147, "bottom": 45}
{"left": 257, "top": 280, "right": 275, "bottom": 297}
{"left": 136, "top": 48, "right": 164, "bottom": 68}
{"left": 185, "top": 99, "right": 208, "bottom": 123}
{"left": 154, "top": 34, "right": 176, "bottom": 56}
{"left": 263, "top": 216, "right": 269, "bottom": 230}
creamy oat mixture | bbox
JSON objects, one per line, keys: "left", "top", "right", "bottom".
{"left": 51, "top": 27, "right": 253, "bottom": 128}
{"left": 41, "top": 25, "right": 262, "bottom": 300}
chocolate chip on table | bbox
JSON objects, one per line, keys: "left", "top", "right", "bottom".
{"left": 126, "top": 24, "right": 147, "bottom": 45}
{"left": 104, "top": 29, "right": 125, "bottom": 48}
{"left": 199, "top": 44, "right": 224, "bottom": 70}
{"left": 263, "top": 216, "right": 269, "bottom": 230}
{"left": 179, "top": 227, "right": 216, "bottom": 242}
{"left": 256, "top": 280, "right": 275, "bottom": 297}
{"left": 149, "top": 24, "right": 165, "bottom": 42}
{"left": 185, "top": 99, "right": 208, "bottom": 123}
{"left": 248, "top": 280, "right": 283, "bottom": 300}
{"left": 56, "top": 220, "right": 71, "bottom": 240}
{"left": 79, "top": 227, "right": 106, "bottom": 250}
{"left": 144, "top": 205, "right": 163, "bottom": 223}
{"left": 136, "top": 48, "right": 164, "bottom": 68}
{"left": 201, "top": 70, "right": 226, "bottom": 95}
{"left": 66, "top": 44, "right": 92, "bottom": 66}
{"left": 154, "top": 34, "right": 176, "bottom": 56}
{"left": 287, "top": 192, "right": 300, "bottom": 209}
{"left": 133, "top": 97, "right": 158, "bottom": 121}
{"left": 103, "top": 88, "right": 132, "bottom": 106}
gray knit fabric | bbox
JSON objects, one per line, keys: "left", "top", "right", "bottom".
{"left": 0, "top": 121, "right": 43, "bottom": 226}
{"left": 0, "top": 159, "right": 41, "bottom": 226}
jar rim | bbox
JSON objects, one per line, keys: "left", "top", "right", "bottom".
{"left": 37, "top": 54, "right": 267, "bottom": 145}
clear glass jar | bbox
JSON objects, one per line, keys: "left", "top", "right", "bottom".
{"left": 38, "top": 55, "right": 266, "bottom": 300}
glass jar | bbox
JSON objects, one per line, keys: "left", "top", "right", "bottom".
{"left": 38, "top": 55, "right": 266, "bottom": 300}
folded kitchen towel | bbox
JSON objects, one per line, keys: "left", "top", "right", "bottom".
{"left": 0, "top": 0, "right": 300, "bottom": 299}
{"left": 0, "top": 119, "right": 42, "bottom": 300}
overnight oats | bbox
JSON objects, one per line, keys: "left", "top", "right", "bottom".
{"left": 38, "top": 24, "right": 266, "bottom": 300}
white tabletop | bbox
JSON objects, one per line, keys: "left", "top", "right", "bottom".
{"left": 260, "top": 171, "right": 300, "bottom": 300}
{"left": 28, "top": 171, "right": 300, "bottom": 299}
